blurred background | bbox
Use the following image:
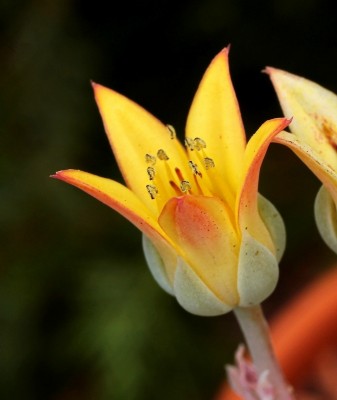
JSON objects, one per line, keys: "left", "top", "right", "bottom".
{"left": 1, "top": 0, "right": 337, "bottom": 399}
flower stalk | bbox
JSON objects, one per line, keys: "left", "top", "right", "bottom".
{"left": 233, "top": 305, "right": 294, "bottom": 399}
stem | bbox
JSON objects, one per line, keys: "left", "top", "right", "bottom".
{"left": 234, "top": 305, "right": 294, "bottom": 399}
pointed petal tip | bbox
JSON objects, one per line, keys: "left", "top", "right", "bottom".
{"left": 220, "top": 44, "right": 230, "bottom": 55}
{"left": 273, "top": 117, "right": 292, "bottom": 131}
{"left": 91, "top": 81, "right": 107, "bottom": 96}
{"left": 262, "top": 66, "right": 275, "bottom": 75}
{"left": 90, "top": 80, "right": 98, "bottom": 88}
{"left": 50, "top": 169, "right": 77, "bottom": 181}
{"left": 50, "top": 170, "right": 63, "bottom": 179}
{"left": 215, "top": 45, "right": 230, "bottom": 61}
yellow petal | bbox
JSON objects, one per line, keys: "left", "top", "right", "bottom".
{"left": 267, "top": 67, "right": 337, "bottom": 172}
{"left": 52, "top": 169, "right": 179, "bottom": 283}
{"left": 158, "top": 195, "right": 239, "bottom": 306}
{"left": 237, "top": 118, "right": 290, "bottom": 252}
{"left": 274, "top": 131, "right": 337, "bottom": 202}
{"left": 92, "top": 83, "right": 190, "bottom": 213}
{"left": 185, "top": 47, "right": 246, "bottom": 198}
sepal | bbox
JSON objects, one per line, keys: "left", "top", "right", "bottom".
{"left": 258, "top": 194, "right": 286, "bottom": 262}
{"left": 142, "top": 234, "right": 174, "bottom": 295}
{"left": 173, "top": 257, "right": 233, "bottom": 316}
{"left": 314, "top": 185, "right": 337, "bottom": 254}
{"left": 237, "top": 231, "right": 279, "bottom": 307}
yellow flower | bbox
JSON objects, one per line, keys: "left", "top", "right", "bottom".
{"left": 267, "top": 67, "right": 337, "bottom": 253}
{"left": 53, "top": 48, "right": 289, "bottom": 316}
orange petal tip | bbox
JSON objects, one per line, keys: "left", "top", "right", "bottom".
{"left": 50, "top": 169, "right": 77, "bottom": 180}
{"left": 261, "top": 66, "right": 275, "bottom": 75}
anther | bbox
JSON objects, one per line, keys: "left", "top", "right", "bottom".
{"left": 180, "top": 180, "right": 191, "bottom": 193}
{"left": 147, "top": 167, "right": 155, "bottom": 180}
{"left": 204, "top": 157, "right": 215, "bottom": 169}
{"left": 188, "top": 160, "right": 202, "bottom": 176}
{"left": 193, "top": 137, "right": 206, "bottom": 150}
{"left": 184, "top": 137, "right": 195, "bottom": 150}
{"left": 157, "top": 149, "right": 169, "bottom": 160}
{"left": 166, "top": 124, "right": 176, "bottom": 140}
{"left": 145, "top": 154, "right": 156, "bottom": 166}
{"left": 146, "top": 184, "right": 158, "bottom": 199}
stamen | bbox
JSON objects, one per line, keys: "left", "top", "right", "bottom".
{"left": 193, "top": 137, "right": 206, "bottom": 150}
{"left": 146, "top": 184, "right": 158, "bottom": 199}
{"left": 184, "top": 137, "right": 195, "bottom": 151}
{"left": 204, "top": 157, "right": 215, "bottom": 169}
{"left": 175, "top": 168, "right": 184, "bottom": 182}
{"left": 180, "top": 180, "right": 191, "bottom": 193}
{"left": 147, "top": 166, "right": 156, "bottom": 180}
{"left": 170, "top": 180, "right": 181, "bottom": 195}
{"left": 157, "top": 149, "right": 169, "bottom": 160}
{"left": 145, "top": 154, "right": 156, "bottom": 166}
{"left": 166, "top": 124, "right": 176, "bottom": 140}
{"left": 188, "top": 160, "right": 202, "bottom": 176}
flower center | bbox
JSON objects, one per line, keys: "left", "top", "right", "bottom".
{"left": 144, "top": 125, "right": 215, "bottom": 205}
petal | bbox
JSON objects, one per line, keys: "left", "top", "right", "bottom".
{"left": 92, "top": 83, "right": 190, "bottom": 213}
{"left": 314, "top": 185, "right": 337, "bottom": 254}
{"left": 158, "top": 195, "right": 239, "bottom": 306}
{"left": 237, "top": 118, "right": 290, "bottom": 253}
{"left": 274, "top": 131, "right": 337, "bottom": 203}
{"left": 173, "top": 257, "right": 233, "bottom": 316}
{"left": 266, "top": 67, "right": 337, "bottom": 172}
{"left": 52, "top": 169, "right": 179, "bottom": 284}
{"left": 237, "top": 230, "right": 279, "bottom": 307}
{"left": 185, "top": 47, "right": 246, "bottom": 198}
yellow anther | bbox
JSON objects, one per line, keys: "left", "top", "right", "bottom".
{"left": 166, "top": 124, "right": 176, "bottom": 140}
{"left": 180, "top": 180, "right": 191, "bottom": 193}
{"left": 184, "top": 137, "right": 195, "bottom": 151}
{"left": 147, "top": 166, "right": 156, "bottom": 180}
{"left": 188, "top": 160, "right": 201, "bottom": 176}
{"left": 204, "top": 157, "right": 215, "bottom": 169}
{"left": 145, "top": 154, "right": 156, "bottom": 166}
{"left": 146, "top": 184, "right": 158, "bottom": 199}
{"left": 193, "top": 137, "right": 206, "bottom": 150}
{"left": 157, "top": 149, "right": 169, "bottom": 160}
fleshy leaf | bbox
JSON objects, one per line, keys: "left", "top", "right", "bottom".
{"left": 314, "top": 185, "right": 337, "bottom": 254}
{"left": 186, "top": 47, "right": 246, "bottom": 199}
{"left": 237, "top": 231, "right": 279, "bottom": 307}
{"left": 173, "top": 257, "right": 233, "bottom": 316}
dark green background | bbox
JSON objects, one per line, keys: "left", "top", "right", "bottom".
{"left": 1, "top": 0, "right": 336, "bottom": 399}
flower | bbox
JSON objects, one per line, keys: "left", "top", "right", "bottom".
{"left": 52, "top": 48, "right": 289, "bottom": 316}
{"left": 226, "top": 345, "right": 275, "bottom": 400}
{"left": 267, "top": 67, "right": 337, "bottom": 253}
